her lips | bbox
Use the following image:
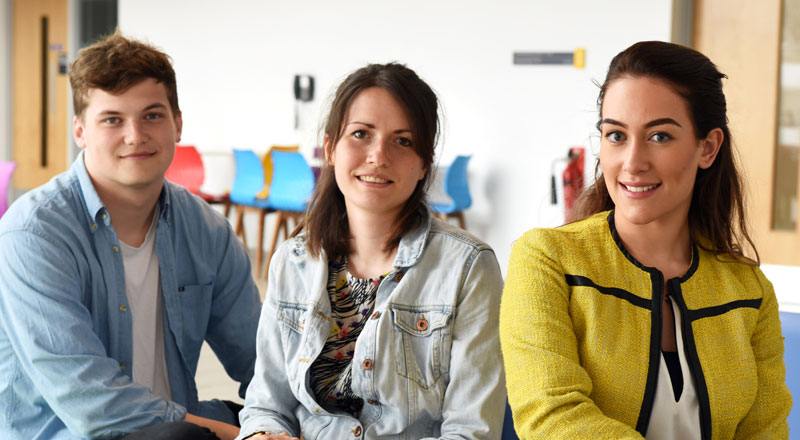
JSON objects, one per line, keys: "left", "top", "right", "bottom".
{"left": 622, "top": 183, "right": 659, "bottom": 192}
{"left": 358, "top": 175, "right": 390, "bottom": 184}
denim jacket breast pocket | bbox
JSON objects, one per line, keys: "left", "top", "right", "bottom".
{"left": 277, "top": 302, "right": 309, "bottom": 382}
{"left": 391, "top": 304, "right": 454, "bottom": 389}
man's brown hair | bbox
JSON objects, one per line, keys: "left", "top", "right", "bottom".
{"left": 69, "top": 29, "right": 179, "bottom": 117}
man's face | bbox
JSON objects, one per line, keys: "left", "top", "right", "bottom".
{"left": 73, "top": 78, "right": 182, "bottom": 197}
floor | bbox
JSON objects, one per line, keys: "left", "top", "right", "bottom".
{"left": 195, "top": 249, "right": 268, "bottom": 404}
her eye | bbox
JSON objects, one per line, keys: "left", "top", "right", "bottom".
{"left": 605, "top": 130, "right": 625, "bottom": 143}
{"left": 352, "top": 130, "right": 367, "bottom": 139}
{"left": 650, "top": 132, "right": 672, "bottom": 143}
{"left": 396, "top": 137, "right": 412, "bottom": 147}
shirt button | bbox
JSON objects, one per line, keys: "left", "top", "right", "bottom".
{"left": 112, "top": 246, "right": 120, "bottom": 253}
{"left": 101, "top": 213, "right": 108, "bottom": 220}
{"left": 120, "top": 362, "right": 127, "bottom": 369}
{"left": 393, "top": 272, "right": 404, "bottom": 282}
{"left": 371, "top": 311, "right": 380, "bottom": 320}
{"left": 353, "top": 426, "right": 362, "bottom": 437}
{"left": 120, "top": 305, "right": 127, "bottom": 312}
{"left": 416, "top": 318, "right": 429, "bottom": 331}
{"left": 362, "top": 359, "right": 373, "bottom": 370}
{"left": 367, "top": 399, "right": 379, "bottom": 406}
{"left": 91, "top": 223, "right": 97, "bottom": 230}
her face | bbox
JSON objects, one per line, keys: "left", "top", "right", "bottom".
{"left": 327, "top": 87, "right": 427, "bottom": 219}
{"left": 599, "top": 76, "right": 722, "bottom": 229}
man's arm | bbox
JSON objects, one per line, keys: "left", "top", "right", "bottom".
{"left": 0, "top": 229, "right": 186, "bottom": 438}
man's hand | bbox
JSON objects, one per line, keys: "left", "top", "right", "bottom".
{"left": 183, "top": 413, "right": 240, "bottom": 440}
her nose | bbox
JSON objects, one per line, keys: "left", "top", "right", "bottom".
{"left": 366, "top": 138, "right": 390, "bottom": 167}
{"left": 622, "top": 138, "right": 650, "bottom": 174}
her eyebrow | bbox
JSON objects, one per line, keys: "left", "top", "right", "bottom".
{"left": 346, "top": 121, "right": 413, "bottom": 134}
{"left": 600, "top": 118, "right": 682, "bottom": 128}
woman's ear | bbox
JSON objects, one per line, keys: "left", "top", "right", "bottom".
{"left": 324, "top": 135, "right": 335, "bottom": 166}
{"left": 698, "top": 128, "right": 724, "bottom": 170}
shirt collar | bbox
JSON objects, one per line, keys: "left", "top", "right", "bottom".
{"left": 72, "top": 150, "right": 172, "bottom": 232}
{"left": 392, "top": 208, "right": 432, "bottom": 268}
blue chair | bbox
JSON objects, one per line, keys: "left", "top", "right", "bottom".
{"left": 781, "top": 311, "right": 800, "bottom": 438}
{"left": 430, "top": 155, "right": 472, "bottom": 229}
{"left": 263, "top": 150, "right": 315, "bottom": 277}
{"left": 230, "top": 149, "right": 274, "bottom": 275}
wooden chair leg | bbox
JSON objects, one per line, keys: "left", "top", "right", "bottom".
{"left": 234, "top": 205, "right": 247, "bottom": 246}
{"left": 223, "top": 198, "right": 232, "bottom": 218}
{"left": 454, "top": 212, "right": 466, "bottom": 230}
{"left": 265, "top": 211, "right": 284, "bottom": 279}
{"left": 256, "top": 208, "right": 267, "bottom": 279}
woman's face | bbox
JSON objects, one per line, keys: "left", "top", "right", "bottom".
{"left": 599, "top": 76, "right": 721, "bottom": 229}
{"left": 327, "top": 87, "right": 426, "bottom": 219}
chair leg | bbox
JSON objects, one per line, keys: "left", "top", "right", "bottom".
{"left": 234, "top": 205, "right": 247, "bottom": 246}
{"left": 265, "top": 211, "right": 285, "bottom": 279}
{"left": 223, "top": 199, "right": 232, "bottom": 218}
{"left": 256, "top": 208, "right": 268, "bottom": 279}
{"left": 453, "top": 212, "right": 466, "bottom": 230}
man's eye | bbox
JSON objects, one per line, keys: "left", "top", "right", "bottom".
{"left": 145, "top": 113, "right": 163, "bottom": 120}
{"left": 104, "top": 117, "right": 120, "bottom": 124}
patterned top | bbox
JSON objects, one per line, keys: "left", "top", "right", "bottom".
{"left": 309, "top": 257, "right": 385, "bottom": 415}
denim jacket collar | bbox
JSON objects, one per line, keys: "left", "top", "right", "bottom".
{"left": 72, "top": 150, "right": 172, "bottom": 233}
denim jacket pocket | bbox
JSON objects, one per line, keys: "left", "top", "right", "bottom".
{"left": 277, "top": 302, "right": 309, "bottom": 382}
{"left": 176, "top": 282, "right": 214, "bottom": 362}
{"left": 391, "top": 305, "right": 454, "bottom": 389}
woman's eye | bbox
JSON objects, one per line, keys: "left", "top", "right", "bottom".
{"left": 650, "top": 132, "right": 671, "bottom": 143}
{"left": 605, "top": 131, "right": 624, "bottom": 143}
{"left": 352, "top": 130, "right": 367, "bottom": 139}
{"left": 397, "top": 137, "right": 412, "bottom": 147}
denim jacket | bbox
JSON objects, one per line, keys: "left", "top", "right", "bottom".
{"left": 238, "top": 214, "right": 506, "bottom": 439}
{"left": 0, "top": 152, "right": 262, "bottom": 439}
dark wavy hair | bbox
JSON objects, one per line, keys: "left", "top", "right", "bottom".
{"left": 574, "top": 40, "right": 758, "bottom": 263}
{"left": 299, "top": 63, "right": 439, "bottom": 260}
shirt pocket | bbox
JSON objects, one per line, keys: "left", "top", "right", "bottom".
{"left": 176, "top": 282, "right": 213, "bottom": 365}
{"left": 277, "top": 302, "right": 309, "bottom": 381}
{"left": 391, "top": 304, "right": 454, "bottom": 389}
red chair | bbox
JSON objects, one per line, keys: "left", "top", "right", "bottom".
{"left": 166, "top": 145, "right": 231, "bottom": 217}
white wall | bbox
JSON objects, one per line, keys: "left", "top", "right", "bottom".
{"left": 119, "top": 0, "right": 672, "bottom": 273}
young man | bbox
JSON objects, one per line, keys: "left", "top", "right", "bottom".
{"left": 0, "top": 31, "right": 261, "bottom": 440}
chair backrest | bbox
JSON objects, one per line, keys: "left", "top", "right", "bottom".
{"left": 268, "top": 150, "right": 315, "bottom": 212}
{"left": 165, "top": 145, "right": 205, "bottom": 194}
{"left": 0, "top": 160, "right": 17, "bottom": 219}
{"left": 444, "top": 155, "right": 472, "bottom": 210}
{"left": 780, "top": 311, "right": 800, "bottom": 431}
{"left": 258, "top": 145, "right": 300, "bottom": 198}
{"left": 230, "top": 149, "right": 266, "bottom": 205}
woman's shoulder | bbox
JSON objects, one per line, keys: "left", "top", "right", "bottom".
{"left": 515, "top": 211, "right": 612, "bottom": 250}
{"left": 428, "top": 217, "right": 493, "bottom": 252}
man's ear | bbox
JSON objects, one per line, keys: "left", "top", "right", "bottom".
{"left": 73, "top": 116, "right": 87, "bottom": 149}
{"left": 174, "top": 111, "right": 183, "bottom": 143}
{"left": 698, "top": 127, "right": 723, "bottom": 170}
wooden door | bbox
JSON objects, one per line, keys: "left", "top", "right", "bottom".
{"left": 694, "top": 0, "right": 800, "bottom": 265}
{"left": 12, "top": 0, "right": 69, "bottom": 190}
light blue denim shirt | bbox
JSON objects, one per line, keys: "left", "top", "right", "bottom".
{"left": 238, "top": 214, "right": 506, "bottom": 439}
{"left": 0, "top": 152, "right": 262, "bottom": 439}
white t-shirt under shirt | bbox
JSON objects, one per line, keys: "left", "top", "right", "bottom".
{"left": 120, "top": 208, "right": 171, "bottom": 401}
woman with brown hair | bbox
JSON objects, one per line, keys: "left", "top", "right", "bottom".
{"left": 501, "top": 41, "right": 791, "bottom": 439}
{"left": 237, "top": 63, "right": 505, "bottom": 440}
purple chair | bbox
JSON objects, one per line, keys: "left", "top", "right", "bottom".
{"left": 0, "top": 161, "right": 16, "bottom": 219}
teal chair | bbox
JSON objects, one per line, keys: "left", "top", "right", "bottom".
{"left": 430, "top": 155, "right": 472, "bottom": 229}
{"left": 230, "top": 149, "right": 274, "bottom": 275}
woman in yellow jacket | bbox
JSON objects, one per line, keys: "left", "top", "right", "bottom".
{"left": 501, "top": 41, "right": 792, "bottom": 439}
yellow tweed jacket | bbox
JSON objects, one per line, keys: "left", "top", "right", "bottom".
{"left": 500, "top": 211, "right": 791, "bottom": 439}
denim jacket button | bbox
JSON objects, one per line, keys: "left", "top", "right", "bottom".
{"left": 416, "top": 318, "right": 428, "bottom": 331}
{"left": 353, "top": 426, "right": 362, "bottom": 437}
{"left": 371, "top": 311, "right": 381, "bottom": 320}
{"left": 362, "top": 359, "right": 373, "bottom": 370}
{"left": 367, "top": 399, "right": 379, "bottom": 405}
{"left": 393, "top": 272, "right": 403, "bottom": 282}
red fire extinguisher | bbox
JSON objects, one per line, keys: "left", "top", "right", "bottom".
{"left": 551, "top": 147, "right": 585, "bottom": 223}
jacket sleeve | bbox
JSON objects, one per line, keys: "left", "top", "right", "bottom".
{"left": 236, "top": 244, "right": 302, "bottom": 439}
{"left": 733, "top": 270, "right": 791, "bottom": 438}
{"left": 204, "top": 219, "right": 262, "bottom": 400}
{"left": 499, "top": 229, "right": 644, "bottom": 439}
{"left": 0, "top": 230, "right": 186, "bottom": 439}
{"left": 430, "top": 248, "right": 507, "bottom": 439}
